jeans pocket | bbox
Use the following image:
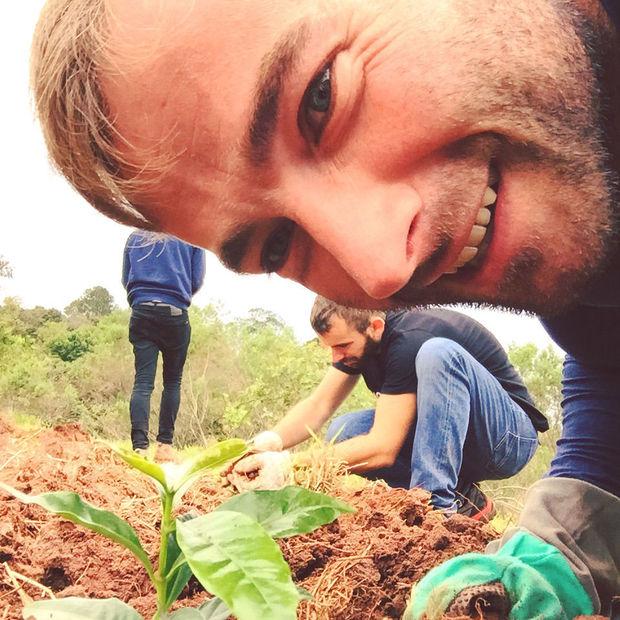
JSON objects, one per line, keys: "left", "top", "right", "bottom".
{"left": 487, "top": 431, "right": 538, "bottom": 478}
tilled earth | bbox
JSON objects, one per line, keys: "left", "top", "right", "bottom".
{"left": 0, "top": 418, "right": 502, "bottom": 619}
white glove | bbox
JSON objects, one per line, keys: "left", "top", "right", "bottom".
{"left": 251, "top": 430, "right": 284, "bottom": 452}
{"left": 227, "top": 451, "right": 292, "bottom": 492}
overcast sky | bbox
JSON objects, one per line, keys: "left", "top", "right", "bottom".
{"left": 1, "top": 2, "right": 560, "bottom": 352}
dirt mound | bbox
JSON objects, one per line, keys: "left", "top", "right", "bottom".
{"left": 0, "top": 420, "right": 495, "bottom": 619}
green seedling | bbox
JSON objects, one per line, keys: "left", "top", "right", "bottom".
{"left": 1, "top": 441, "right": 354, "bottom": 620}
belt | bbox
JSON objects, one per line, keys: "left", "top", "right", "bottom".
{"left": 138, "top": 302, "right": 183, "bottom": 316}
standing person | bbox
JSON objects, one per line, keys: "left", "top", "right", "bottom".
{"left": 122, "top": 231, "right": 205, "bottom": 460}
{"left": 32, "top": 0, "right": 620, "bottom": 615}
{"left": 229, "top": 298, "right": 546, "bottom": 522}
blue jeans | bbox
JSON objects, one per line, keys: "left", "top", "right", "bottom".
{"left": 128, "top": 305, "right": 191, "bottom": 449}
{"left": 325, "top": 338, "right": 538, "bottom": 510}
{"left": 547, "top": 355, "right": 620, "bottom": 497}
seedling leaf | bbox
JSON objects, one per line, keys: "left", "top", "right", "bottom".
{"left": 216, "top": 486, "right": 355, "bottom": 538}
{"left": 22, "top": 596, "right": 143, "bottom": 619}
{"left": 197, "top": 597, "right": 231, "bottom": 620}
{"left": 0, "top": 484, "right": 153, "bottom": 576}
{"left": 171, "top": 439, "right": 247, "bottom": 496}
{"left": 177, "top": 510, "right": 299, "bottom": 620}
{"left": 108, "top": 446, "right": 168, "bottom": 491}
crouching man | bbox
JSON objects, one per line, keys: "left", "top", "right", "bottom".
{"left": 230, "top": 297, "right": 547, "bottom": 520}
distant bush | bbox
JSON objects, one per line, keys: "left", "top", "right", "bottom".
{"left": 48, "top": 332, "right": 93, "bottom": 362}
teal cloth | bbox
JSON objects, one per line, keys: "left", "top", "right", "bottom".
{"left": 405, "top": 531, "right": 593, "bottom": 619}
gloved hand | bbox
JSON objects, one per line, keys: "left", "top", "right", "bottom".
{"left": 227, "top": 450, "right": 293, "bottom": 492}
{"left": 251, "top": 430, "right": 284, "bottom": 452}
{"left": 404, "top": 530, "right": 594, "bottom": 620}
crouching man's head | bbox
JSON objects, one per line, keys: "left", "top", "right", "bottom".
{"left": 310, "top": 296, "right": 385, "bottom": 368}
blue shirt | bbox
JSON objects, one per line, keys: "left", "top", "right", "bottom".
{"left": 122, "top": 232, "right": 206, "bottom": 310}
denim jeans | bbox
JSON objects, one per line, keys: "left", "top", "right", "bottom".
{"left": 547, "top": 355, "right": 620, "bottom": 497}
{"left": 128, "top": 305, "right": 191, "bottom": 450}
{"left": 325, "top": 338, "right": 538, "bottom": 510}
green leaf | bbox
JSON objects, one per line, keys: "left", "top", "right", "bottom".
{"left": 107, "top": 445, "right": 168, "bottom": 491}
{"left": 172, "top": 439, "right": 247, "bottom": 495}
{"left": 0, "top": 484, "right": 153, "bottom": 577}
{"left": 198, "top": 598, "right": 231, "bottom": 620}
{"left": 216, "top": 486, "right": 355, "bottom": 538}
{"left": 22, "top": 597, "right": 142, "bottom": 619}
{"left": 177, "top": 510, "right": 299, "bottom": 620}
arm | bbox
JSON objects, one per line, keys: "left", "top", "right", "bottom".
{"left": 273, "top": 366, "right": 359, "bottom": 448}
{"left": 191, "top": 248, "right": 206, "bottom": 294}
{"left": 332, "top": 392, "right": 416, "bottom": 472}
{"left": 121, "top": 241, "right": 130, "bottom": 289}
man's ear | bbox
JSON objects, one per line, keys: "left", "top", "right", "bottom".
{"left": 369, "top": 316, "right": 385, "bottom": 337}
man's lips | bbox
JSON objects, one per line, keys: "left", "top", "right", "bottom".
{"left": 395, "top": 179, "right": 500, "bottom": 299}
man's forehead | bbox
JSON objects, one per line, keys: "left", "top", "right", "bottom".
{"left": 102, "top": 0, "right": 310, "bottom": 244}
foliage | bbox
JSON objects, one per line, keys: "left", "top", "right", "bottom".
{"left": 482, "top": 342, "right": 564, "bottom": 520}
{"left": 65, "top": 285, "right": 116, "bottom": 320}
{"left": 1, "top": 444, "right": 353, "bottom": 620}
{"left": 0, "top": 298, "right": 559, "bottom": 458}
{"left": 48, "top": 330, "right": 93, "bottom": 362}
{"left": 0, "top": 256, "right": 12, "bottom": 279}
{"left": 508, "top": 343, "right": 563, "bottom": 424}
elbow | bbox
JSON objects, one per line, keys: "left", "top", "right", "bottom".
{"left": 374, "top": 451, "right": 397, "bottom": 469}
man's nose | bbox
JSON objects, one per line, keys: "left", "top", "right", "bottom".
{"left": 331, "top": 350, "right": 344, "bottom": 363}
{"left": 289, "top": 178, "right": 423, "bottom": 300}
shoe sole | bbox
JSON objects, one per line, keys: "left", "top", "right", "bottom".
{"left": 469, "top": 499, "right": 496, "bottom": 522}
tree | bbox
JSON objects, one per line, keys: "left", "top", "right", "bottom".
{"left": 508, "top": 343, "right": 563, "bottom": 425}
{"left": 65, "top": 286, "right": 116, "bottom": 320}
{"left": 0, "top": 256, "right": 13, "bottom": 279}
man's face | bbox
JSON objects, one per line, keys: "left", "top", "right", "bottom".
{"left": 318, "top": 315, "right": 381, "bottom": 368}
{"left": 105, "top": 0, "right": 617, "bottom": 314}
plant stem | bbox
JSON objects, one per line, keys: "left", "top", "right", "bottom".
{"left": 154, "top": 491, "right": 174, "bottom": 619}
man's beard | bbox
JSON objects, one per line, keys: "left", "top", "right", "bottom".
{"left": 340, "top": 335, "right": 381, "bottom": 369}
{"left": 393, "top": 1, "right": 620, "bottom": 317}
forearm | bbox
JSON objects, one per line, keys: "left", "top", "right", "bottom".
{"left": 332, "top": 434, "right": 394, "bottom": 472}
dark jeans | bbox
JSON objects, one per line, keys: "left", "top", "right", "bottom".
{"left": 547, "top": 355, "right": 620, "bottom": 497}
{"left": 128, "top": 305, "right": 191, "bottom": 450}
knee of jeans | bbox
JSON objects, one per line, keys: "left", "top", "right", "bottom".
{"left": 325, "top": 420, "right": 345, "bottom": 443}
{"left": 416, "top": 337, "right": 463, "bottom": 376}
{"left": 163, "top": 378, "right": 182, "bottom": 389}
{"left": 133, "top": 382, "right": 154, "bottom": 393}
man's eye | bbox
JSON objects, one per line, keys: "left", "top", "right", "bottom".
{"left": 298, "top": 64, "right": 333, "bottom": 145}
{"left": 260, "top": 219, "right": 295, "bottom": 273}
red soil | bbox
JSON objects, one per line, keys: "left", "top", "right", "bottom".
{"left": 0, "top": 418, "right": 498, "bottom": 619}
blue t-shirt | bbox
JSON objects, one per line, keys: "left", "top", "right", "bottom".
{"left": 334, "top": 308, "right": 548, "bottom": 432}
{"left": 122, "top": 232, "right": 206, "bottom": 310}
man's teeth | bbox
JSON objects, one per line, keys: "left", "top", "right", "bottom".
{"left": 468, "top": 225, "right": 486, "bottom": 246}
{"left": 476, "top": 208, "right": 491, "bottom": 226}
{"left": 444, "top": 186, "right": 497, "bottom": 275}
{"left": 483, "top": 187, "right": 497, "bottom": 207}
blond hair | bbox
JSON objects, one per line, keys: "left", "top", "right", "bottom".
{"left": 31, "top": 0, "right": 156, "bottom": 229}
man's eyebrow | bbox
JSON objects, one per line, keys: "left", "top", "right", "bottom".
{"left": 245, "top": 22, "right": 309, "bottom": 166}
{"left": 220, "top": 224, "right": 257, "bottom": 273}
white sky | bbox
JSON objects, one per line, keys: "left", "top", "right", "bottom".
{"left": 1, "top": 2, "right": 560, "bottom": 352}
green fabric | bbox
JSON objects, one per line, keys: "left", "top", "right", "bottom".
{"left": 405, "top": 531, "right": 593, "bottom": 620}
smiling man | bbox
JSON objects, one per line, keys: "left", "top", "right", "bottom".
{"left": 31, "top": 0, "right": 619, "bottom": 616}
